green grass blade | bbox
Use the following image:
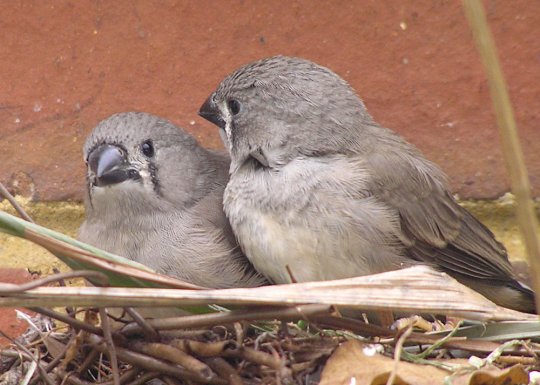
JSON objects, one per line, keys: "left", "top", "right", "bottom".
{"left": 0, "top": 210, "right": 213, "bottom": 313}
{"left": 0, "top": 211, "right": 201, "bottom": 289}
{"left": 0, "top": 211, "right": 150, "bottom": 268}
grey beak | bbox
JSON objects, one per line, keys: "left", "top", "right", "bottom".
{"left": 88, "top": 144, "right": 137, "bottom": 187}
{"left": 199, "top": 94, "right": 226, "bottom": 129}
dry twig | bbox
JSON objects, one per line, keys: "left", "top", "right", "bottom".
{"left": 99, "top": 308, "right": 120, "bottom": 385}
{"left": 462, "top": 0, "right": 540, "bottom": 311}
{"left": 0, "top": 270, "right": 109, "bottom": 294}
{"left": 0, "top": 181, "right": 34, "bottom": 222}
{"left": 387, "top": 325, "right": 414, "bottom": 385}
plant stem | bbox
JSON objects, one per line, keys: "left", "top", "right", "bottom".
{"left": 462, "top": 0, "right": 540, "bottom": 313}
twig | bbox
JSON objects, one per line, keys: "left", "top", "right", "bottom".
{"left": 407, "top": 321, "right": 463, "bottom": 360}
{"left": 285, "top": 265, "right": 298, "bottom": 284}
{"left": 204, "top": 357, "right": 244, "bottom": 385}
{"left": 54, "top": 367, "right": 143, "bottom": 385}
{"left": 522, "top": 341, "right": 540, "bottom": 359}
{"left": 0, "top": 348, "right": 37, "bottom": 376}
{"left": 483, "top": 340, "right": 523, "bottom": 366}
{"left": 396, "top": 322, "right": 466, "bottom": 373}
{"left": 54, "top": 369, "right": 91, "bottom": 385}
{"left": 496, "top": 356, "right": 537, "bottom": 365}
{"left": 462, "top": 0, "right": 540, "bottom": 312}
{"left": 0, "top": 270, "right": 109, "bottom": 293}
{"left": 121, "top": 369, "right": 159, "bottom": 385}
{"left": 52, "top": 267, "right": 76, "bottom": 316}
{"left": 0, "top": 331, "right": 55, "bottom": 385}
{"left": 162, "top": 376, "right": 183, "bottom": 385}
{"left": 0, "top": 181, "right": 34, "bottom": 222}
{"left": 171, "top": 339, "right": 234, "bottom": 357}
{"left": 160, "top": 329, "right": 215, "bottom": 340}
{"left": 268, "top": 343, "right": 289, "bottom": 382}
{"left": 131, "top": 342, "right": 215, "bottom": 381}
{"left": 20, "top": 351, "right": 38, "bottom": 385}
{"left": 57, "top": 370, "right": 97, "bottom": 385}
{"left": 234, "top": 322, "right": 245, "bottom": 345}
{"left": 99, "top": 308, "right": 120, "bottom": 385}
{"left": 379, "top": 332, "right": 540, "bottom": 355}
{"left": 313, "top": 315, "right": 394, "bottom": 337}
{"left": 122, "top": 304, "right": 332, "bottom": 335}
{"left": 76, "top": 348, "right": 100, "bottom": 375}
{"left": 86, "top": 334, "right": 227, "bottom": 384}
{"left": 386, "top": 325, "right": 413, "bottom": 385}
{"left": 125, "top": 307, "right": 160, "bottom": 341}
{"left": 28, "top": 307, "right": 102, "bottom": 336}
{"left": 223, "top": 344, "right": 288, "bottom": 374}
{"left": 0, "top": 348, "right": 29, "bottom": 360}
{"left": 39, "top": 333, "right": 77, "bottom": 376}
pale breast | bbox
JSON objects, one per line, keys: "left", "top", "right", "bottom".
{"left": 225, "top": 156, "right": 407, "bottom": 284}
{"left": 234, "top": 210, "right": 321, "bottom": 283}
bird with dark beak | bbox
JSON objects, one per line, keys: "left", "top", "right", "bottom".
{"left": 199, "top": 56, "right": 535, "bottom": 313}
{"left": 79, "top": 112, "right": 268, "bottom": 289}
{"left": 87, "top": 144, "right": 140, "bottom": 187}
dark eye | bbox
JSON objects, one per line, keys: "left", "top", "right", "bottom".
{"left": 141, "top": 140, "right": 154, "bottom": 157}
{"left": 228, "top": 99, "right": 241, "bottom": 115}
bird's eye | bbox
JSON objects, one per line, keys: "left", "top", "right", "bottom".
{"left": 228, "top": 99, "right": 241, "bottom": 115}
{"left": 141, "top": 140, "right": 154, "bottom": 157}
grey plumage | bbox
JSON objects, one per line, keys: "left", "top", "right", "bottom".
{"left": 79, "top": 112, "right": 267, "bottom": 288}
{"left": 199, "top": 56, "right": 535, "bottom": 312}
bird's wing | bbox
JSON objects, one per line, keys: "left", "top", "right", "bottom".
{"left": 363, "top": 142, "right": 515, "bottom": 280}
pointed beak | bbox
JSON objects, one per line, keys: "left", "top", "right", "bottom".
{"left": 87, "top": 144, "right": 137, "bottom": 187}
{"left": 199, "top": 94, "right": 225, "bottom": 129}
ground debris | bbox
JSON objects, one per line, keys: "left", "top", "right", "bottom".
{"left": 0, "top": 310, "right": 344, "bottom": 384}
{"left": 2, "top": 309, "right": 540, "bottom": 385}
{"left": 320, "top": 339, "right": 530, "bottom": 385}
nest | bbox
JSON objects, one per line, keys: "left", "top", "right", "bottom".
{"left": 1, "top": 299, "right": 540, "bottom": 385}
{"left": 1, "top": 309, "right": 343, "bottom": 384}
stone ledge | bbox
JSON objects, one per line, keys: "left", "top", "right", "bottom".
{"left": 1, "top": 196, "right": 538, "bottom": 274}
{"left": 0, "top": 1, "right": 539, "bottom": 200}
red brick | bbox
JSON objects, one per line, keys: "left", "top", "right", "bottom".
{"left": 0, "top": 1, "right": 538, "bottom": 200}
{"left": 0, "top": 269, "right": 34, "bottom": 346}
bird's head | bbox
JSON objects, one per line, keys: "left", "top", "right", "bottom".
{"left": 83, "top": 112, "right": 216, "bottom": 212}
{"left": 199, "top": 56, "right": 373, "bottom": 172}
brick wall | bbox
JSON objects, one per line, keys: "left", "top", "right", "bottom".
{"left": 1, "top": 0, "right": 538, "bottom": 200}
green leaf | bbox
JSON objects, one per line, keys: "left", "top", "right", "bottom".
{"left": 0, "top": 210, "right": 214, "bottom": 313}
{"left": 429, "top": 320, "right": 540, "bottom": 341}
{"left": 0, "top": 211, "right": 197, "bottom": 286}
{"left": 0, "top": 210, "right": 25, "bottom": 236}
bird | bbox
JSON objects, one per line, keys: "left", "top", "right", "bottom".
{"left": 198, "top": 55, "right": 535, "bottom": 312}
{"left": 79, "top": 112, "right": 268, "bottom": 289}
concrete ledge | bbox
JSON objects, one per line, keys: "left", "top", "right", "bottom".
{"left": 0, "top": 1, "right": 539, "bottom": 200}
{"left": 1, "top": 196, "right": 539, "bottom": 274}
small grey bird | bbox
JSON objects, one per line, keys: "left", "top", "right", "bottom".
{"left": 199, "top": 56, "right": 535, "bottom": 312}
{"left": 79, "top": 112, "right": 267, "bottom": 288}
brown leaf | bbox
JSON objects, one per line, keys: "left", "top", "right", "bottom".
{"left": 42, "top": 334, "right": 66, "bottom": 359}
{"left": 1, "top": 266, "right": 536, "bottom": 322}
{"left": 320, "top": 340, "right": 529, "bottom": 385}
{"left": 456, "top": 365, "right": 528, "bottom": 385}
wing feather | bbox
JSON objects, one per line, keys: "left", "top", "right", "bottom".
{"left": 363, "top": 133, "right": 514, "bottom": 280}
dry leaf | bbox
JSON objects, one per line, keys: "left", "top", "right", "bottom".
{"left": 319, "top": 340, "right": 448, "bottom": 385}
{"left": 1, "top": 266, "right": 535, "bottom": 322}
{"left": 319, "top": 340, "right": 528, "bottom": 385}
{"left": 42, "top": 334, "right": 66, "bottom": 359}
{"left": 462, "top": 365, "right": 529, "bottom": 385}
